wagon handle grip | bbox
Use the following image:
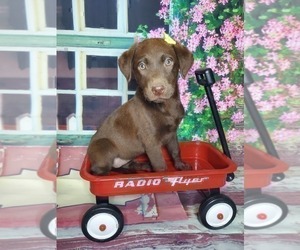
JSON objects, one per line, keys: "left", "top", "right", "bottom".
{"left": 195, "top": 68, "right": 234, "bottom": 182}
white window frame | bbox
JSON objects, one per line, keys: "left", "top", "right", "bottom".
{"left": 0, "top": 0, "right": 56, "bottom": 135}
{"left": 0, "top": 47, "right": 56, "bottom": 135}
{"left": 57, "top": 0, "right": 140, "bottom": 135}
{"left": 58, "top": 0, "right": 132, "bottom": 37}
{"left": 56, "top": 47, "right": 132, "bottom": 134}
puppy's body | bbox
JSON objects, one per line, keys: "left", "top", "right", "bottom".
{"left": 88, "top": 38, "right": 194, "bottom": 175}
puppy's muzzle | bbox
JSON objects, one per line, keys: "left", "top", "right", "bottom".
{"left": 152, "top": 86, "right": 165, "bottom": 96}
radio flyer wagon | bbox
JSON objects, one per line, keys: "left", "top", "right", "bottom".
{"left": 80, "top": 68, "right": 238, "bottom": 242}
{"left": 244, "top": 69, "right": 289, "bottom": 229}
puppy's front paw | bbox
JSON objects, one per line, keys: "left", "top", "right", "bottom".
{"left": 175, "top": 161, "right": 191, "bottom": 171}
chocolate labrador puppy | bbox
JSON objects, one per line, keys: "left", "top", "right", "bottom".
{"left": 88, "top": 38, "right": 194, "bottom": 175}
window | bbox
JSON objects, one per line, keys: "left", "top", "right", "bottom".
{"left": 57, "top": 0, "right": 166, "bottom": 135}
{"left": 0, "top": 0, "right": 168, "bottom": 136}
{"left": 0, "top": 0, "right": 55, "bottom": 134}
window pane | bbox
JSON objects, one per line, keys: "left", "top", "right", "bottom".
{"left": 84, "top": 0, "right": 117, "bottom": 29}
{"left": 86, "top": 56, "right": 118, "bottom": 90}
{"left": 57, "top": 0, "right": 73, "bottom": 30}
{"left": 57, "top": 94, "right": 75, "bottom": 130}
{"left": 45, "top": 0, "right": 56, "bottom": 28}
{"left": 0, "top": 0, "right": 27, "bottom": 30}
{"left": 48, "top": 55, "right": 56, "bottom": 89}
{"left": 128, "top": 79, "right": 138, "bottom": 91}
{"left": 82, "top": 96, "right": 121, "bottom": 130}
{"left": 128, "top": 0, "right": 168, "bottom": 33}
{"left": 42, "top": 96, "right": 56, "bottom": 130}
{"left": 1, "top": 94, "right": 31, "bottom": 130}
{"left": 0, "top": 51, "right": 30, "bottom": 90}
{"left": 128, "top": 95, "right": 135, "bottom": 100}
{"left": 57, "top": 52, "right": 75, "bottom": 90}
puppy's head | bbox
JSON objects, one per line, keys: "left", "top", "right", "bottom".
{"left": 118, "top": 38, "right": 194, "bottom": 103}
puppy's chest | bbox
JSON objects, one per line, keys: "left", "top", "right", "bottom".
{"left": 155, "top": 112, "right": 183, "bottom": 140}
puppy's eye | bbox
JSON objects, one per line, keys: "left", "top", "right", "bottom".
{"left": 138, "top": 62, "right": 146, "bottom": 70}
{"left": 165, "top": 58, "right": 173, "bottom": 66}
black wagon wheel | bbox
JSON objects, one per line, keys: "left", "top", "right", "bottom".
{"left": 244, "top": 194, "right": 288, "bottom": 229}
{"left": 198, "top": 194, "right": 237, "bottom": 230}
{"left": 40, "top": 208, "right": 56, "bottom": 240}
{"left": 81, "top": 203, "right": 124, "bottom": 242}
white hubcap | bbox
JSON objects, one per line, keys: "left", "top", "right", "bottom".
{"left": 245, "top": 202, "right": 283, "bottom": 228}
{"left": 48, "top": 217, "right": 57, "bottom": 237}
{"left": 206, "top": 203, "right": 233, "bottom": 228}
{"left": 87, "top": 213, "right": 119, "bottom": 240}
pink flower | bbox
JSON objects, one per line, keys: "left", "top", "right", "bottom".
{"left": 206, "top": 56, "right": 217, "bottom": 70}
{"left": 188, "top": 60, "right": 202, "bottom": 77}
{"left": 235, "top": 32, "right": 244, "bottom": 52}
{"left": 191, "top": 4, "right": 204, "bottom": 23}
{"left": 216, "top": 100, "right": 228, "bottom": 112}
{"left": 212, "top": 85, "right": 221, "bottom": 101}
{"left": 262, "top": 77, "right": 279, "bottom": 91}
{"left": 219, "top": 0, "right": 229, "bottom": 5}
{"left": 160, "top": 0, "right": 170, "bottom": 6}
{"left": 287, "top": 84, "right": 300, "bottom": 97}
{"left": 280, "top": 111, "right": 300, "bottom": 124}
{"left": 171, "top": 19, "right": 188, "bottom": 42}
{"left": 214, "top": 61, "right": 230, "bottom": 76}
{"left": 180, "top": 92, "right": 192, "bottom": 111}
{"left": 229, "top": 58, "right": 239, "bottom": 71}
{"left": 259, "top": 0, "right": 277, "bottom": 5}
{"left": 272, "top": 128, "right": 300, "bottom": 143}
{"left": 287, "top": 30, "right": 300, "bottom": 52}
{"left": 244, "top": 30, "right": 260, "bottom": 49}
{"left": 218, "top": 37, "right": 233, "bottom": 50}
{"left": 187, "top": 33, "right": 202, "bottom": 52}
{"left": 203, "top": 35, "right": 217, "bottom": 51}
{"left": 226, "top": 129, "right": 244, "bottom": 143}
{"left": 256, "top": 101, "right": 274, "bottom": 112}
{"left": 245, "top": 2, "right": 257, "bottom": 13}
{"left": 196, "top": 24, "right": 208, "bottom": 37}
{"left": 231, "top": 111, "right": 244, "bottom": 124}
{"left": 148, "top": 28, "right": 165, "bottom": 38}
{"left": 269, "top": 95, "right": 286, "bottom": 108}
{"left": 235, "top": 85, "right": 244, "bottom": 98}
{"left": 202, "top": 0, "right": 217, "bottom": 13}
{"left": 158, "top": 6, "right": 169, "bottom": 19}
{"left": 220, "top": 77, "right": 231, "bottom": 91}
{"left": 207, "top": 129, "right": 219, "bottom": 143}
{"left": 245, "top": 56, "right": 257, "bottom": 71}
{"left": 225, "top": 95, "right": 236, "bottom": 108}
{"left": 244, "top": 129, "right": 259, "bottom": 143}
{"left": 178, "top": 77, "right": 189, "bottom": 94}
{"left": 194, "top": 97, "right": 208, "bottom": 114}
{"left": 277, "top": 59, "right": 291, "bottom": 71}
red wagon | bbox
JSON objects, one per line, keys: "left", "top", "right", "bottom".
{"left": 80, "top": 141, "right": 237, "bottom": 242}
{"left": 80, "top": 68, "right": 238, "bottom": 242}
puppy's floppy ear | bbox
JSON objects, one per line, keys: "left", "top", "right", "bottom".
{"left": 173, "top": 43, "right": 194, "bottom": 79}
{"left": 118, "top": 43, "right": 137, "bottom": 81}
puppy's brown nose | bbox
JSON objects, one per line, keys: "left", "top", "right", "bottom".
{"left": 151, "top": 86, "right": 165, "bottom": 96}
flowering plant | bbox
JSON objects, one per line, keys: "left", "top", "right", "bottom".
{"left": 137, "top": 0, "right": 244, "bottom": 151}
{"left": 244, "top": 0, "right": 300, "bottom": 150}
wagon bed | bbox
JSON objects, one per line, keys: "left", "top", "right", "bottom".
{"left": 80, "top": 141, "right": 237, "bottom": 197}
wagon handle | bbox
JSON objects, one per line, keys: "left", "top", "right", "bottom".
{"left": 195, "top": 68, "right": 234, "bottom": 182}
